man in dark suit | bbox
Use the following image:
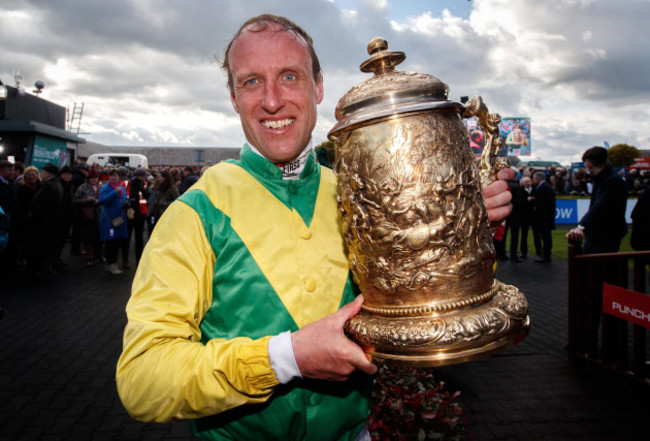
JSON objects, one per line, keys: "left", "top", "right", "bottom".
{"left": 565, "top": 146, "right": 628, "bottom": 345}
{"left": 566, "top": 146, "right": 627, "bottom": 253}
{"left": 0, "top": 160, "right": 19, "bottom": 277}
{"left": 26, "top": 162, "right": 64, "bottom": 281}
{"left": 518, "top": 176, "right": 535, "bottom": 258}
{"left": 506, "top": 174, "right": 523, "bottom": 262}
{"left": 531, "top": 171, "right": 556, "bottom": 263}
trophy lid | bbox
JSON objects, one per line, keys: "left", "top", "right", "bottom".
{"left": 329, "top": 37, "right": 462, "bottom": 137}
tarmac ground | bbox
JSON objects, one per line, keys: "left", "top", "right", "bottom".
{"left": 1, "top": 244, "right": 649, "bottom": 440}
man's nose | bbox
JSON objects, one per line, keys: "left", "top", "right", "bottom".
{"left": 261, "top": 81, "right": 285, "bottom": 113}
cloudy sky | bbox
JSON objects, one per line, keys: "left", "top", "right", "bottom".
{"left": 1, "top": 0, "right": 649, "bottom": 163}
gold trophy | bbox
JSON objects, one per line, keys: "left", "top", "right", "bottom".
{"left": 329, "top": 38, "right": 529, "bottom": 367}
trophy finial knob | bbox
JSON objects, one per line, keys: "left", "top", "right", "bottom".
{"left": 367, "top": 37, "right": 388, "bottom": 55}
{"left": 360, "top": 37, "right": 405, "bottom": 75}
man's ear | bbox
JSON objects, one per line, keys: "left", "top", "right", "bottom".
{"left": 315, "top": 73, "right": 324, "bottom": 105}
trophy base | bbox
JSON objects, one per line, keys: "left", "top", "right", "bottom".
{"left": 345, "top": 280, "right": 530, "bottom": 367}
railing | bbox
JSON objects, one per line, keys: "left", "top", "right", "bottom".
{"left": 567, "top": 245, "right": 650, "bottom": 384}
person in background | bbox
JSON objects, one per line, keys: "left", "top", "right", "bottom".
{"left": 70, "top": 162, "right": 91, "bottom": 256}
{"left": 625, "top": 168, "right": 638, "bottom": 194}
{"left": 149, "top": 168, "right": 179, "bottom": 231}
{"left": 565, "top": 146, "right": 629, "bottom": 346}
{"left": 118, "top": 167, "right": 132, "bottom": 269}
{"left": 574, "top": 168, "right": 590, "bottom": 195}
{"left": 99, "top": 168, "right": 128, "bottom": 275}
{"left": 566, "top": 177, "right": 586, "bottom": 195}
{"left": 26, "top": 163, "right": 64, "bottom": 281}
{"left": 73, "top": 169, "right": 102, "bottom": 267}
{"left": 169, "top": 167, "right": 181, "bottom": 188}
{"left": 56, "top": 166, "right": 75, "bottom": 268}
{"left": 177, "top": 166, "right": 199, "bottom": 195}
{"left": 12, "top": 162, "right": 25, "bottom": 185}
{"left": 631, "top": 184, "right": 650, "bottom": 252}
{"left": 565, "top": 146, "right": 627, "bottom": 254}
{"left": 15, "top": 166, "right": 41, "bottom": 267}
{"left": 145, "top": 170, "right": 158, "bottom": 238}
{"left": 531, "top": 171, "right": 556, "bottom": 263}
{"left": 0, "top": 160, "right": 18, "bottom": 279}
{"left": 71, "top": 162, "right": 90, "bottom": 189}
{"left": 126, "top": 167, "right": 150, "bottom": 265}
{"left": 518, "top": 176, "right": 534, "bottom": 259}
{"left": 505, "top": 173, "right": 523, "bottom": 262}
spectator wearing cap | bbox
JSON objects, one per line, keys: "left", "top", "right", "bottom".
{"left": 55, "top": 166, "right": 75, "bottom": 267}
{"left": 125, "top": 167, "right": 150, "bottom": 264}
{"left": 25, "top": 163, "right": 64, "bottom": 281}
{"left": 71, "top": 162, "right": 90, "bottom": 190}
{"left": 0, "top": 160, "right": 19, "bottom": 278}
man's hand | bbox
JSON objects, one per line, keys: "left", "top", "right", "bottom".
{"left": 566, "top": 227, "right": 584, "bottom": 243}
{"left": 292, "top": 295, "right": 378, "bottom": 382}
{"left": 483, "top": 168, "right": 514, "bottom": 223}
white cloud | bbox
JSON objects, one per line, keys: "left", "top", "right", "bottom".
{"left": 1, "top": 0, "right": 649, "bottom": 165}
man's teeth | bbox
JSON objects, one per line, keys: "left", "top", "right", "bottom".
{"left": 262, "top": 118, "right": 294, "bottom": 129}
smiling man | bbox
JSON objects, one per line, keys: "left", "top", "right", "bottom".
{"left": 116, "top": 14, "right": 514, "bottom": 441}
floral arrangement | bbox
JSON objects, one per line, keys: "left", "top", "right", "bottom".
{"left": 368, "top": 363, "right": 469, "bottom": 441}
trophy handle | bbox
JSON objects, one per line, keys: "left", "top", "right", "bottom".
{"left": 463, "top": 96, "right": 508, "bottom": 189}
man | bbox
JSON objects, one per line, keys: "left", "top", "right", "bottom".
{"left": 177, "top": 166, "right": 199, "bottom": 194}
{"left": 518, "top": 176, "right": 534, "bottom": 258}
{"left": 55, "top": 166, "right": 75, "bottom": 267}
{"left": 531, "top": 171, "right": 556, "bottom": 263}
{"left": 566, "top": 146, "right": 627, "bottom": 253}
{"left": 565, "top": 146, "right": 628, "bottom": 347}
{"left": 505, "top": 173, "right": 523, "bottom": 262}
{"left": 116, "top": 15, "right": 514, "bottom": 440}
{"left": 0, "top": 160, "right": 18, "bottom": 277}
{"left": 125, "top": 167, "right": 150, "bottom": 264}
{"left": 71, "top": 161, "right": 90, "bottom": 190}
{"left": 26, "top": 162, "right": 64, "bottom": 280}
{"left": 70, "top": 162, "right": 90, "bottom": 255}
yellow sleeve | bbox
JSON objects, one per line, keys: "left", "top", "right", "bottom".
{"left": 115, "top": 201, "right": 279, "bottom": 423}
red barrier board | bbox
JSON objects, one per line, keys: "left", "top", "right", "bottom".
{"left": 603, "top": 283, "right": 650, "bottom": 329}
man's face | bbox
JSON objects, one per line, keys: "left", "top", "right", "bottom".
{"left": 228, "top": 27, "right": 324, "bottom": 163}
{"left": 584, "top": 159, "right": 594, "bottom": 175}
{"left": 40, "top": 170, "right": 53, "bottom": 181}
{"left": 61, "top": 172, "right": 72, "bottom": 182}
{"left": 0, "top": 166, "right": 13, "bottom": 180}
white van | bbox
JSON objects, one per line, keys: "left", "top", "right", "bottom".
{"left": 87, "top": 153, "right": 148, "bottom": 169}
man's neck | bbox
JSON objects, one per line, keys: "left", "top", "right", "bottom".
{"left": 247, "top": 140, "right": 313, "bottom": 180}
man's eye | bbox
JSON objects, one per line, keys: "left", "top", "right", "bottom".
{"left": 243, "top": 78, "right": 259, "bottom": 86}
{"left": 283, "top": 74, "right": 296, "bottom": 81}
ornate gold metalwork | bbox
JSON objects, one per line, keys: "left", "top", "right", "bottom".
{"left": 329, "top": 38, "right": 529, "bottom": 367}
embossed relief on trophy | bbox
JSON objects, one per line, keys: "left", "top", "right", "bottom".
{"left": 328, "top": 37, "right": 529, "bottom": 367}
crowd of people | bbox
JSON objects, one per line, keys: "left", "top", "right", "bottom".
{"left": 0, "top": 159, "right": 205, "bottom": 282}
{"left": 520, "top": 162, "right": 650, "bottom": 197}
{"left": 494, "top": 154, "right": 650, "bottom": 264}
